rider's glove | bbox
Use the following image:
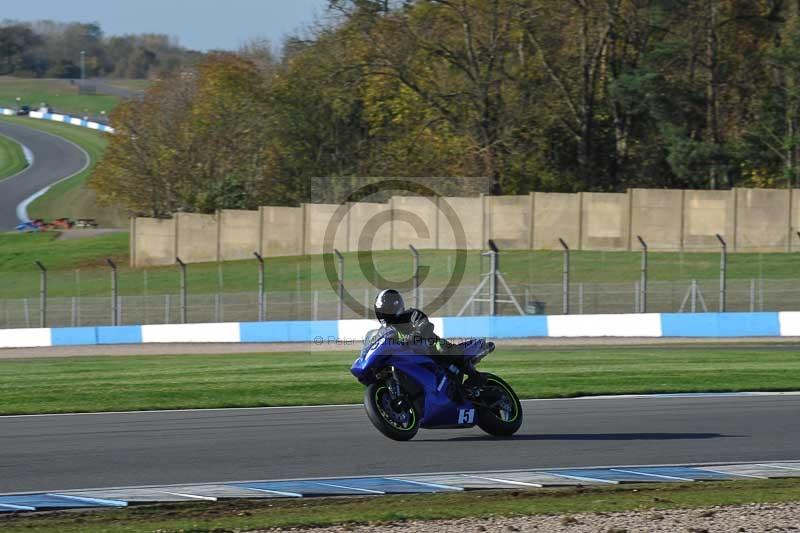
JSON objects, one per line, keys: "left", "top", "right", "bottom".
{"left": 409, "top": 310, "right": 434, "bottom": 339}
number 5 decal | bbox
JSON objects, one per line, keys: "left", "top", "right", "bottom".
{"left": 458, "top": 408, "right": 475, "bottom": 424}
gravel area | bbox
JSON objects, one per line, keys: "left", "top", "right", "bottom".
{"left": 259, "top": 502, "right": 800, "bottom": 532}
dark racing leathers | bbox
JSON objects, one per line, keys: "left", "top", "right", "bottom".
{"left": 382, "top": 308, "right": 487, "bottom": 391}
{"left": 382, "top": 308, "right": 453, "bottom": 354}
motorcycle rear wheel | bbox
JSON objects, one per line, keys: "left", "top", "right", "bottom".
{"left": 467, "top": 373, "right": 523, "bottom": 437}
{"left": 364, "top": 382, "right": 420, "bottom": 441}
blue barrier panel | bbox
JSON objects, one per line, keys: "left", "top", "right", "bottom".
{"left": 628, "top": 467, "right": 737, "bottom": 481}
{"left": 546, "top": 469, "right": 673, "bottom": 483}
{"left": 240, "top": 320, "right": 338, "bottom": 343}
{"left": 0, "top": 494, "right": 117, "bottom": 509}
{"left": 96, "top": 326, "right": 143, "bottom": 345}
{"left": 443, "top": 316, "right": 548, "bottom": 339}
{"left": 332, "top": 477, "right": 449, "bottom": 493}
{"left": 661, "top": 312, "right": 780, "bottom": 337}
{"left": 51, "top": 327, "right": 97, "bottom": 346}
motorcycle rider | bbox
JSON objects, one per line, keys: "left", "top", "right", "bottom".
{"left": 373, "top": 289, "right": 493, "bottom": 376}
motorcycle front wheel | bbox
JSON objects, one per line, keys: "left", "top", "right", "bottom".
{"left": 467, "top": 373, "right": 523, "bottom": 437}
{"left": 364, "top": 382, "right": 420, "bottom": 441}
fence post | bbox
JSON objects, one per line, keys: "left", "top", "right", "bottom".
{"left": 143, "top": 270, "right": 149, "bottom": 325}
{"left": 749, "top": 278, "right": 755, "bottom": 312}
{"left": 409, "top": 244, "right": 420, "bottom": 308}
{"left": 334, "top": 249, "right": 344, "bottom": 320}
{"left": 176, "top": 257, "right": 187, "bottom": 324}
{"left": 716, "top": 234, "right": 727, "bottom": 312}
{"left": 106, "top": 259, "right": 118, "bottom": 326}
{"left": 35, "top": 261, "right": 46, "bottom": 327}
{"left": 559, "top": 238, "right": 570, "bottom": 314}
{"left": 254, "top": 252, "right": 265, "bottom": 321}
{"left": 487, "top": 240, "right": 500, "bottom": 316}
{"left": 637, "top": 236, "right": 648, "bottom": 313}
{"left": 313, "top": 290, "right": 319, "bottom": 321}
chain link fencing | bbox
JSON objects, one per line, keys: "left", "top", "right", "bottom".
{"left": 1, "top": 278, "right": 800, "bottom": 329}
{"left": 0, "top": 246, "right": 798, "bottom": 328}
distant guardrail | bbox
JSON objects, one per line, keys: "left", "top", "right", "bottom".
{"left": 0, "top": 107, "right": 114, "bottom": 133}
{"left": 0, "top": 311, "right": 797, "bottom": 348}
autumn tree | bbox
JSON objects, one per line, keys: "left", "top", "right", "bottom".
{"left": 90, "top": 55, "right": 303, "bottom": 215}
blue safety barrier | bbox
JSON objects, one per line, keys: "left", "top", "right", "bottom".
{"left": 0, "top": 311, "right": 793, "bottom": 350}
{"left": 240, "top": 320, "right": 338, "bottom": 343}
{"left": 96, "top": 326, "right": 143, "bottom": 344}
{"left": 661, "top": 312, "right": 781, "bottom": 337}
{"left": 442, "top": 316, "right": 548, "bottom": 338}
{"left": 50, "top": 327, "right": 97, "bottom": 346}
{"left": 0, "top": 108, "right": 115, "bottom": 133}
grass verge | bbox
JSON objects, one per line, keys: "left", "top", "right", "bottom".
{"left": 0, "top": 231, "right": 128, "bottom": 271}
{"left": 0, "top": 345, "right": 798, "bottom": 415}
{"left": 0, "top": 235, "right": 799, "bottom": 299}
{"left": 0, "top": 133, "right": 27, "bottom": 179}
{"left": 0, "top": 77, "right": 119, "bottom": 116}
{"left": 0, "top": 116, "right": 126, "bottom": 227}
{"left": 2, "top": 479, "right": 800, "bottom": 533}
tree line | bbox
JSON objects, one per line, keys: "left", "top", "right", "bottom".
{"left": 91, "top": 0, "right": 800, "bottom": 217}
{"left": 0, "top": 20, "right": 201, "bottom": 79}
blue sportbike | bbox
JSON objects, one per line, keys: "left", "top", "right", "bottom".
{"left": 351, "top": 327, "right": 523, "bottom": 441}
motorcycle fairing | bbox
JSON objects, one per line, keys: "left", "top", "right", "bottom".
{"left": 351, "top": 327, "right": 478, "bottom": 428}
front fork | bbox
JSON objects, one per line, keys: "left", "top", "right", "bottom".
{"left": 388, "top": 366, "right": 402, "bottom": 400}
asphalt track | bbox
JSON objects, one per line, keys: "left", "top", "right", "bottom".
{"left": 0, "top": 120, "right": 88, "bottom": 229}
{"left": 1, "top": 394, "right": 798, "bottom": 494}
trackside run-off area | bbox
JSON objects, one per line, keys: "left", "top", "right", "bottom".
{"left": 1, "top": 343, "right": 799, "bottom": 414}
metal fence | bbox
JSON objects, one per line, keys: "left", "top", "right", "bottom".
{"left": 1, "top": 237, "right": 799, "bottom": 329}
{"left": 1, "top": 279, "right": 800, "bottom": 329}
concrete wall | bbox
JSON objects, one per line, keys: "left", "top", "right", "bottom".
{"left": 131, "top": 187, "right": 800, "bottom": 267}
{"left": 391, "top": 196, "right": 438, "bottom": 250}
{"left": 735, "top": 188, "right": 791, "bottom": 252}
{"left": 532, "top": 192, "right": 581, "bottom": 250}
{"left": 130, "top": 217, "right": 175, "bottom": 267}
{"left": 304, "top": 203, "right": 348, "bottom": 255}
{"left": 630, "top": 189, "right": 683, "bottom": 251}
{"left": 347, "top": 202, "right": 392, "bottom": 251}
{"left": 486, "top": 195, "right": 531, "bottom": 249}
{"left": 261, "top": 206, "right": 304, "bottom": 257}
{"left": 438, "top": 196, "right": 484, "bottom": 250}
{"left": 219, "top": 209, "right": 260, "bottom": 260}
{"left": 683, "top": 190, "right": 735, "bottom": 251}
{"left": 175, "top": 213, "right": 218, "bottom": 263}
{"left": 581, "top": 192, "right": 629, "bottom": 250}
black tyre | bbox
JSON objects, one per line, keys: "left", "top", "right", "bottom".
{"left": 468, "top": 373, "right": 523, "bottom": 437}
{"left": 364, "top": 382, "right": 420, "bottom": 441}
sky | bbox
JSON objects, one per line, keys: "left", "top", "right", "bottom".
{"left": 2, "top": 0, "right": 329, "bottom": 51}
